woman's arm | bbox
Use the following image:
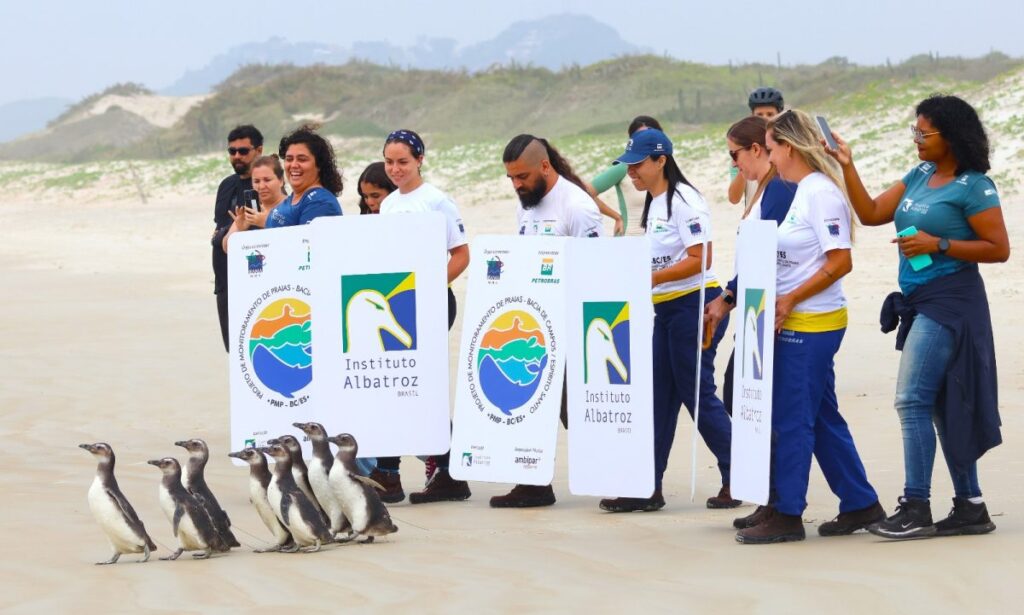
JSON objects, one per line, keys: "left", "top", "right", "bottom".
{"left": 592, "top": 195, "right": 624, "bottom": 236}
{"left": 774, "top": 248, "right": 851, "bottom": 331}
{"left": 652, "top": 243, "right": 713, "bottom": 287}
{"left": 826, "top": 133, "right": 904, "bottom": 226}
{"left": 447, "top": 244, "right": 470, "bottom": 284}
{"left": 896, "top": 207, "right": 1010, "bottom": 263}
{"left": 727, "top": 172, "right": 745, "bottom": 205}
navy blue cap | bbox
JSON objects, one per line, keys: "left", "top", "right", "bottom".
{"left": 614, "top": 128, "right": 673, "bottom": 165}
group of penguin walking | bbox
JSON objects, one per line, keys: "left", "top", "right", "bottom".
{"left": 80, "top": 422, "right": 398, "bottom": 564}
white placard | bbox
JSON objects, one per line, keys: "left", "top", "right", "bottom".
{"left": 729, "top": 220, "right": 778, "bottom": 505}
{"left": 308, "top": 214, "right": 450, "bottom": 457}
{"left": 449, "top": 236, "right": 568, "bottom": 485}
{"left": 228, "top": 225, "right": 316, "bottom": 459}
{"left": 565, "top": 238, "right": 655, "bottom": 497}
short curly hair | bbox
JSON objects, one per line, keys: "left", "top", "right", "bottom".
{"left": 278, "top": 124, "right": 344, "bottom": 195}
{"left": 916, "top": 95, "right": 990, "bottom": 174}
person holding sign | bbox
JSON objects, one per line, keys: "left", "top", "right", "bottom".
{"left": 379, "top": 128, "right": 472, "bottom": 505}
{"left": 220, "top": 155, "right": 288, "bottom": 251}
{"left": 826, "top": 95, "right": 1008, "bottom": 540}
{"left": 266, "top": 125, "right": 343, "bottom": 228}
{"left": 600, "top": 129, "right": 736, "bottom": 513}
{"left": 585, "top": 115, "right": 664, "bottom": 236}
{"left": 735, "top": 110, "right": 881, "bottom": 544}
{"left": 486, "top": 134, "right": 604, "bottom": 508}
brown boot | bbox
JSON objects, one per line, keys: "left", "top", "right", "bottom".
{"left": 408, "top": 468, "right": 471, "bottom": 504}
{"left": 489, "top": 484, "right": 556, "bottom": 508}
{"left": 599, "top": 489, "right": 665, "bottom": 513}
{"left": 733, "top": 505, "right": 773, "bottom": 529}
{"left": 368, "top": 469, "right": 405, "bottom": 504}
{"left": 735, "top": 509, "right": 805, "bottom": 544}
{"left": 706, "top": 485, "right": 742, "bottom": 509}
{"left": 818, "top": 501, "right": 886, "bottom": 536}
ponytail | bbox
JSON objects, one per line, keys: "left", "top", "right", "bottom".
{"left": 502, "top": 134, "right": 586, "bottom": 190}
{"left": 640, "top": 155, "right": 699, "bottom": 230}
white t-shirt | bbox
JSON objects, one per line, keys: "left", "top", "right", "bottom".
{"left": 776, "top": 172, "right": 851, "bottom": 313}
{"left": 517, "top": 175, "right": 603, "bottom": 238}
{"left": 646, "top": 183, "right": 718, "bottom": 299}
{"left": 380, "top": 182, "right": 468, "bottom": 250}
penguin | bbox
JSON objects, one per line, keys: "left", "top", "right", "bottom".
{"left": 79, "top": 443, "right": 158, "bottom": 564}
{"left": 292, "top": 422, "right": 350, "bottom": 537}
{"left": 148, "top": 457, "right": 230, "bottom": 560}
{"left": 268, "top": 434, "right": 328, "bottom": 524}
{"left": 260, "top": 444, "right": 334, "bottom": 553}
{"left": 227, "top": 448, "right": 295, "bottom": 553}
{"left": 327, "top": 434, "right": 398, "bottom": 543}
{"left": 175, "top": 438, "right": 240, "bottom": 548}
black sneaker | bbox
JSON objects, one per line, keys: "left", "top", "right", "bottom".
{"left": 489, "top": 484, "right": 556, "bottom": 508}
{"left": 408, "top": 468, "right": 471, "bottom": 504}
{"left": 818, "top": 501, "right": 886, "bottom": 536}
{"left": 868, "top": 497, "right": 936, "bottom": 540}
{"left": 934, "top": 498, "right": 997, "bottom": 536}
{"left": 599, "top": 489, "right": 665, "bottom": 513}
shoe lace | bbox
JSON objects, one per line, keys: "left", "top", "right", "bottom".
{"left": 424, "top": 457, "right": 437, "bottom": 482}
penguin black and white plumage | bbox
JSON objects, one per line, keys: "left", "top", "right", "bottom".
{"left": 148, "top": 457, "right": 230, "bottom": 560}
{"left": 175, "top": 438, "right": 240, "bottom": 548}
{"left": 292, "top": 422, "right": 349, "bottom": 536}
{"left": 79, "top": 443, "right": 158, "bottom": 564}
{"left": 261, "top": 444, "right": 334, "bottom": 553}
{"left": 227, "top": 448, "right": 294, "bottom": 553}
{"left": 327, "top": 434, "right": 398, "bottom": 543}
{"left": 268, "top": 435, "right": 322, "bottom": 512}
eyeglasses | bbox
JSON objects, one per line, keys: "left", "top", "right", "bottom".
{"left": 909, "top": 125, "right": 940, "bottom": 144}
{"left": 228, "top": 147, "right": 252, "bottom": 156}
{"left": 728, "top": 145, "right": 751, "bottom": 162}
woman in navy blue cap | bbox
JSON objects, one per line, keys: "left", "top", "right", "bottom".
{"left": 599, "top": 128, "right": 738, "bottom": 512}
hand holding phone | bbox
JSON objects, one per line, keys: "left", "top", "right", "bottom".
{"left": 242, "top": 189, "right": 261, "bottom": 212}
{"left": 815, "top": 115, "right": 839, "bottom": 151}
{"left": 896, "top": 226, "right": 933, "bottom": 271}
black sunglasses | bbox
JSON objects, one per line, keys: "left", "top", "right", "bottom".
{"left": 228, "top": 147, "right": 252, "bottom": 156}
{"left": 728, "top": 145, "right": 751, "bottom": 162}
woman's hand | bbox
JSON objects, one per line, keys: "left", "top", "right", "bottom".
{"left": 704, "top": 294, "right": 733, "bottom": 335}
{"left": 893, "top": 230, "right": 939, "bottom": 257}
{"left": 821, "top": 131, "right": 853, "bottom": 168}
{"left": 244, "top": 206, "right": 268, "bottom": 229}
{"left": 775, "top": 293, "right": 796, "bottom": 332}
{"left": 228, "top": 207, "right": 251, "bottom": 232}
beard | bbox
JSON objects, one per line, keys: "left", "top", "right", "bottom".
{"left": 516, "top": 177, "right": 548, "bottom": 208}
{"left": 232, "top": 159, "right": 250, "bottom": 175}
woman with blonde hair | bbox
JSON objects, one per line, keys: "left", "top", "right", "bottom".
{"left": 736, "top": 109, "right": 882, "bottom": 544}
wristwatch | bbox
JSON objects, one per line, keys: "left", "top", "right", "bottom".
{"left": 723, "top": 292, "right": 736, "bottom": 306}
{"left": 937, "top": 238, "right": 950, "bottom": 254}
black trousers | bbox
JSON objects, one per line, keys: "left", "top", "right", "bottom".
{"left": 216, "top": 291, "right": 229, "bottom": 352}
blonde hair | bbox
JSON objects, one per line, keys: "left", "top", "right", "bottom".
{"left": 767, "top": 109, "right": 855, "bottom": 239}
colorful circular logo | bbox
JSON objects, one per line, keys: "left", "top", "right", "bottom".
{"left": 248, "top": 298, "right": 312, "bottom": 398}
{"left": 476, "top": 309, "right": 548, "bottom": 415}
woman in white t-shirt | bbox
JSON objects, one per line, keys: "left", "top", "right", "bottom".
{"left": 599, "top": 128, "right": 736, "bottom": 513}
{"left": 375, "top": 129, "right": 471, "bottom": 505}
{"left": 734, "top": 110, "right": 881, "bottom": 545}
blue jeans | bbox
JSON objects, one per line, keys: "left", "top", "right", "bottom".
{"left": 895, "top": 314, "right": 982, "bottom": 499}
{"left": 652, "top": 288, "right": 732, "bottom": 490}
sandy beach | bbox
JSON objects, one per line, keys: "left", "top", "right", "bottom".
{"left": 2, "top": 165, "right": 1021, "bottom": 614}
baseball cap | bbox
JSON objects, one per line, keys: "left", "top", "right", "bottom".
{"left": 613, "top": 128, "right": 673, "bottom": 165}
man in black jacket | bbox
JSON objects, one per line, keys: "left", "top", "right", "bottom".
{"left": 212, "top": 125, "right": 263, "bottom": 351}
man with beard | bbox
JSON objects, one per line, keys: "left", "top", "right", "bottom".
{"left": 489, "top": 134, "right": 603, "bottom": 508}
{"left": 211, "top": 125, "right": 263, "bottom": 351}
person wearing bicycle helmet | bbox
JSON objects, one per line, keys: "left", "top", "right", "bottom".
{"left": 729, "top": 87, "right": 786, "bottom": 207}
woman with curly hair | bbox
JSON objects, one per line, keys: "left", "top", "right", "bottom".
{"left": 827, "top": 95, "right": 1010, "bottom": 539}
{"left": 266, "top": 124, "right": 343, "bottom": 227}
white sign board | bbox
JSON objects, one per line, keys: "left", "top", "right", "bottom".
{"left": 309, "top": 214, "right": 450, "bottom": 457}
{"left": 228, "top": 225, "right": 316, "bottom": 458}
{"left": 450, "top": 236, "right": 568, "bottom": 485}
{"left": 729, "top": 220, "right": 777, "bottom": 505}
{"left": 565, "top": 238, "right": 655, "bottom": 497}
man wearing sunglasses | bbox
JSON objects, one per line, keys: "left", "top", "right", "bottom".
{"left": 212, "top": 124, "right": 263, "bottom": 351}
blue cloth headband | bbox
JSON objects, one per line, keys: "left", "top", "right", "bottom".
{"left": 385, "top": 130, "right": 425, "bottom": 157}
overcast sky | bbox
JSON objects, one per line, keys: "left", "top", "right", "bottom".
{"left": 2, "top": 0, "right": 1020, "bottom": 106}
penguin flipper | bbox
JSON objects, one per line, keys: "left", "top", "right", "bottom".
{"left": 172, "top": 504, "right": 185, "bottom": 537}
{"left": 106, "top": 488, "right": 154, "bottom": 547}
{"left": 280, "top": 493, "right": 294, "bottom": 527}
{"left": 349, "top": 472, "right": 385, "bottom": 492}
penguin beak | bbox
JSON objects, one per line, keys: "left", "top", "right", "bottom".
{"left": 227, "top": 451, "right": 243, "bottom": 459}
{"left": 266, "top": 438, "right": 280, "bottom": 446}
{"left": 146, "top": 459, "right": 161, "bottom": 466}
{"left": 78, "top": 443, "right": 93, "bottom": 451}
{"left": 173, "top": 440, "right": 188, "bottom": 448}
{"left": 292, "top": 422, "right": 307, "bottom": 431}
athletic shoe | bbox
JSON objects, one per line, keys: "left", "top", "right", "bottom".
{"left": 424, "top": 457, "right": 438, "bottom": 483}
{"left": 489, "top": 484, "right": 556, "bottom": 508}
{"left": 599, "top": 489, "right": 665, "bottom": 513}
{"left": 706, "top": 485, "right": 742, "bottom": 509}
{"left": 368, "top": 469, "right": 405, "bottom": 504}
{"left": 735, "top": 509, "right": 805, "bottom": 544}
{"left": 733, "top": 505, "right": 772, "bottom": 529}
{"left": 868, "top": 497, "right": 937, "bottom": 539}
{"left": 934, "top": 498, "right": 997, "bottom": 536}
{"left": 818, "top": 501, "right": 886, "bottom": 536}
{"left": 408, "top": 468, "right": 471, "bottom": 504}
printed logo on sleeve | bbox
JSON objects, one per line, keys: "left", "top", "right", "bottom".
{"left": 686, "top": 217, "right": 703, "bottom": 235}
{"left": 825, "top": 217, "right": 841, "bottom": 237}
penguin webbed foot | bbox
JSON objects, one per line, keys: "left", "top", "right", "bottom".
{"left": 279, "top": 543, "right": 300, "bottom": 553}
{"left": 302, "top": 540, "right": 322, "bottom": 553}
{"left": 359, "top": 535, "right": 375, "bottom": 544}
{"left": 334, "top": 531, "right": 356, "bottom": 544}
{"left": 138, "top": 545, "right": 151, "bottom": 563}
{"left": 254, "top": 544, "right": 281, "bottom": 553}
{"left": 96, "top": 552, "right": 121, "bottom": 565}
{"left": 192, "top": 548, "right": 212, "bottom": 559}
{"left": 160, "top": 549, "right": 183, "bottom": 561}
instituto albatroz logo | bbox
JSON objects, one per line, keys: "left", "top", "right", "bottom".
{"left": 342, "top": 272, "right": 417, "bottom": 353}
{"left": 238, "top": 290, "right": 313, "bottom": 407}
{"left": 583, "top": 301, "right": 630, "bottom": 385}
{"left": 742, "top": 288, "right": 766, "bottom": 381}
{"left": 466, "top": 297, "right": 558, "bottom": 426}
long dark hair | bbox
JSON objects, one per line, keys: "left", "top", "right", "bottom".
{"left": 916, "top": 94, "right": 990, "bottom": 174}
{"left": 639, "top": 155, "right": 699, "bottom": 230}
{"left": 502, "top": 134, "right": 586, "bottom": 191}
{"left": 628, "top": 115, "right": 663, "bottom": 136}
{"left": 356, "top": 162, "right": 396, "bottom": 214}
{"left": 278, "top": 124, "right": 344, "bottom": 195}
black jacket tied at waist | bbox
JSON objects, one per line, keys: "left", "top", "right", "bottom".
{"left": 879, "top": 266, "right": 1001, "bottom": 472}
